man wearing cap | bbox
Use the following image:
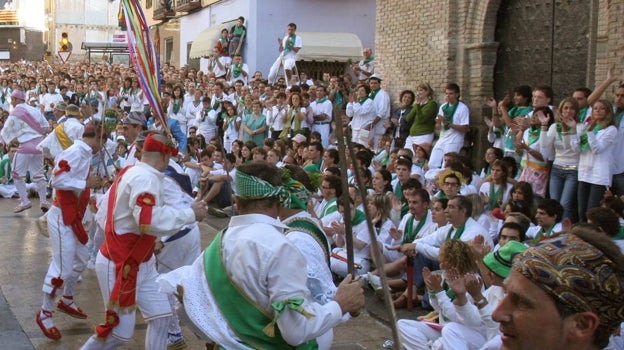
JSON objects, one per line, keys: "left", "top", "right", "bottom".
{"left": 36, "top": 121, "right": 109, "bottom": 341}
{"left": 0, "top": 89, "right": 51, "bottom": 213}
{"left": 493, "top": 226, "right": 624, "bottom": 350}
{"left": 367, "top": 75, "right": 391, "bottom": 149}
{"left": 81, "top": 133, "right": 207, "bottom": 349}
{"left": 52, "top": 101, "right": 68, "bottom": 123}
{"left": 120, "top": 112, "right": 147, "bottom": 167}
{"left": 158, "top": 161, "right": 364, "bottom": 349}
{"left": 38, "top": 104, "right": 85, "bottom": 161}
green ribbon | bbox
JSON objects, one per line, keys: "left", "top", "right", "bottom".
{"left": 173, "top": 99, "right": 181, "bottom": 114}
{"left": 315, "top": 96, "right": 328, "bottom": 104}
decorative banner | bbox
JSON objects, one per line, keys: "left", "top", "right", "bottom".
{"left": 58, "top": 51, "right": 71, "bottom": 64}
{"left": 120, "top": 0, "right": 169, "bottom": 133}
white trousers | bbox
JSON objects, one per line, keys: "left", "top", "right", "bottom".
{"left": 42, "top": 206, "right": 89, "bottom": 296}
{"left": 156, "top": 225, "right": 201, "bottom": 273}
{"left": 398, "top": 319, "right": 441, "bottom": 350}
{"left": 441, "top": 322, "right": 486, "bottom": 350}
{"left": 429, "top": 140, "right": 463, "bottom": 170}
{"left": 94, "top": 253, "right": 173, "bottom": 340}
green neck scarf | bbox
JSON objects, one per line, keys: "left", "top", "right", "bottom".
{"left": 283, "top": 35, "right": 296, "bottom": 55}
{"left": 232, "top": 64, "right": 242, "bottom": 78}
{"left": 445, "top": 222, "right": 466, "bottom": 240}
{"left": 173, "top": 99, "right": 181, "bottom": 114}
{"left": 315, "top": 96, "right": 327, "bottom": 104}
{"left": 357, "top": 97, "right": 368, "bottom": 105}
{"left": 616, "top": 111, "right": 624, "bottom": 127}
{"left": 533, "top": 224, "right": 556, "bottom": 244}
{"left": 363, "top": 56, "right": 374, "bottom": 65}
{"left": 527, "top": 126, "right": 540, "bottom": 145}
{"left": 403, "top": 211, "right": 428, "bottom": 244}
{"left": 369, "top": 88, "right": 380, "bottom": 100}
{"left": 489, "top": 183, "right": 504, "bottom": 209}
{"left": 579, "top": 107, "right": 589, "bottom": 123}
{"left": 580, "top": 124, "right": 603, "bottom": 151}
{"left": 394, "top": 181, "right": 403, "bottom": 201}
{"left": 442, "top": 102, "right": 458, "bottom": 130}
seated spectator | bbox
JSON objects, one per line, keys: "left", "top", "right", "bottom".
{"left": 525, "top": 198, "right": 564, "bottom": 243}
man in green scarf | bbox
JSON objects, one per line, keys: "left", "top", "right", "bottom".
{"left": 158, "top": 161, "right": 364, "bottom": 349}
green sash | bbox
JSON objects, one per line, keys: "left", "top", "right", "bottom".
{"left": 205, "top": 230, "right": 318, "bottom": 350}
{"left": 284, "top": 218, "right": 330, "bottom": 266}
{"left": 580, "top": 124, "right": 602, "bottom": 151}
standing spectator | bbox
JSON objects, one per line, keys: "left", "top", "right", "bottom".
{"left": 352, "top": 47, "right": 375, "bottom": 83}
{"left": 368, "top": 75, "right": 391, "bottom": 150}
{"left": 346, "top": 84, "right": 375, "bottom": 147}
{"left": 540, "top": 97, "right": 581, "bottom": 222}
{"left": 430, "top": 83, "right": 470, "bottom": 170}
{"left": 310, "top": 86, "right": 332, "bottom": 148}
{"left": 390, "top": 89, "right": 415, "bottom": 149}
{"left": 268, "top": 23, "right": 302, "bottom": 87}
{"left": 405, "top": 82, "right": 438, "bottom": 153}
{"left": 577, "top": 100, "right": 618, "bottom": 221}
{"left": 515, "top": 106, "right": 552, "bottom": 198}
{"left": 242, "top": 100, "right": 267, "bottom": 146}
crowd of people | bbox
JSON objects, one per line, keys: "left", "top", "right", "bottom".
{"left": 0, "top": 19, "right": 623, "bottom": 350}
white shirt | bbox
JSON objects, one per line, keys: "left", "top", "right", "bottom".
{"left": 438, "top": 101, "right": 470, "bottom": 144}
{"left": 415, "top": 218, "right": 491, "bottom": 261}
{"left": 51, "top": 140, "right": 92, "bottom": 191}
{"left": 578, "top": 124, "right": 617, "bottom": 185}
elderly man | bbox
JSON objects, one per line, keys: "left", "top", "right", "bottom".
{"left": 493, "top": 226, "right": 624, "bottom": 350}
{"left": 158, "top": 161, "right": 365, "bottom": 349}
{"left": 0, "top": 89, "right": 50, "bottom": 213}
{"left": 81, "top": 133, "right": 207, "bottom": 349}
{"left": 352, "top": 48, "right": 375, "bottom": 83}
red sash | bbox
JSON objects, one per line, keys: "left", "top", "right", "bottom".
{"left": 53, "top": 188, "right": 91, "bottom": 244}
{"left": 96, "top": 166, "right": 156, "bottom": 339}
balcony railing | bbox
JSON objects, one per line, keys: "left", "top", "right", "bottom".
{"left": 175, "top": 0, "right": 202, "bottom": 13}
{"left": 153, "top": 5, "right": 176, "bottom": 21}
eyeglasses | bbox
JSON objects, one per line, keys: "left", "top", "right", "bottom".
{"left": 444, "top": 182, "right": 459, "bottom": 187}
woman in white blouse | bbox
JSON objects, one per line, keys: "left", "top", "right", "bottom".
{"left": 577, "top": 99, "right": 618, "bottom": 221}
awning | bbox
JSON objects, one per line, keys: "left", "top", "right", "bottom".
{"left": 189, "top": 20, "right": 236, "bottom": 59}
{"left": 295, "top": 32, "right": 363, "bottom": 62}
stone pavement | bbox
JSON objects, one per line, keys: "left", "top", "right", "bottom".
{"left": 0, "top": 197, "right": 439, "bottom": 349}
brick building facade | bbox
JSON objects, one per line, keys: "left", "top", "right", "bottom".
{"left": 376, "top": 0, "right": 623, "bottom": 166}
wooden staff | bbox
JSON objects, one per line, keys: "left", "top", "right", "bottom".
{"left": 333, "top": 111, "right": 403, "bottom": 349}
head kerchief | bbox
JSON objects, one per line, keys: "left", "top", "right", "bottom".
{"left": 513, "top": 233, "right": 624, "bottom": 336}
{"left": 236, "top": 170, "right": 286, "bottom": 201}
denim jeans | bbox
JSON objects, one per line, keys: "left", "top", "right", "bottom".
{"left": 549, "top": 167, "right": 578, "bottom": 222}
{"left": 578, "top": 181, "right": 606, "bottom": 222}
